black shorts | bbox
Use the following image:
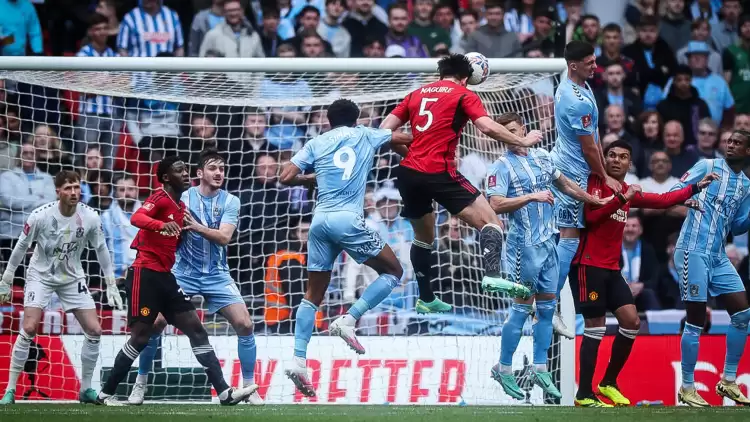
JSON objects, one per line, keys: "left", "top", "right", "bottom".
{"left": 394, "top": 165, "right": 480, "bottom": 219}
{"left": 124, "top": 266, "right": 195, "bottom": 326}
{"left": 569, "top": 264, "right": 634, "bottom": 319}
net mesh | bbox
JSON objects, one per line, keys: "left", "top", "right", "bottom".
{"left": 0, "top": 68, "right": 564, "bottom": 405}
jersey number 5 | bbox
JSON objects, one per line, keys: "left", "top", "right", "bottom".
{"left": 333, "top": 146, "right": 356, "bottom": 180}
{"left": 415, "top": 97, "right": 438, "bottom": 132}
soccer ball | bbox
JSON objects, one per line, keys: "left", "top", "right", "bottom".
{"left": 465, "top": 52, "right": 490, "bottom": 85}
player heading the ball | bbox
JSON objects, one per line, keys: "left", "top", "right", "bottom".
{"left": 380, "top": 53, "right": 542, "bottom": 313}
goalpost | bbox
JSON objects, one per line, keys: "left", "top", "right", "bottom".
{"left": 0, "top": 56, "right": 574, "bottom": 405}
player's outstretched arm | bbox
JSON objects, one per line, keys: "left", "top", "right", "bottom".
{"left": 553, "top": 173, "right": 611, "bottom": 206}
{"left": 489, "top": 191, "right": 554, "bottom": 214}
{"left": 473, "top": 116, "right": 542, "bottom": 147}
{"left": 380, "top": 114, "right": 405, "bottom": 131}
{"left": 0, "top": 214, "right": 39, "bottom": 302}
{"left": 732, "top": 192, "right": 750, "bottom": 236}
{"left": 633, "top": 173, "right": 717, "bottom": 210}
{"left": 279, "top": 162, "right": 316, "bottom": 187}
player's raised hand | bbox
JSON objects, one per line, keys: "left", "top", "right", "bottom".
{"left": 684, "top": 199, "right": 703, "bottom": 213}
{"left": 605, "top": 175, "right": 622, "bottom": 193}
{"left": 521, "top": 130, "right": 543, "bottom": 147}
{"left": 624, "top": 184, "right": 641, "bottom": 200}
{"left": 589, "top": 195, "right": 614, "bottom": 206}
{"left": 0, "top": 271, "right": 12, "bottom": 303}
{"left": 162, "top": 221, "right": 182, "bottom": 236}
{"left": 104, "top": 276, "right": 124, "bottom": 310}
{"left": 697, "top": 172, "right": 719, "bottom": 190}
{"left": 531, "top": 190, "right": 555, "bottom": 205}
{"left": 182, "top": 212, "right": 202, "bottom": 231}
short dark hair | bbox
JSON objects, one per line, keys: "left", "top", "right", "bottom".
{"left": 497, "top": 112, "right": 523, "bottom": 127}
{"left": 327, "top": 99, "right": 360, "bottom": 128}
{"left": 604, "top": 139, "right": 633, "bottom": 156}
{"left": 88, "top": 12, "right": 109, "bottom": 28}
{"left": 299, "top": 5, "right": 320, "bottom": 18}
{"left": 459, "top": 9, "right": 479, "bottom": 21}
{"left": 564, "top": 40, "right": 595, "bottom": 62}
{"left": 325, "top": 0, "right": 344, "bottom": 6}
{"left": 691, "top": 18, "right": 711, "bottom": 31}
{"left": 55, "top": 170, "right": 81, "bottom": 188}
{"left": 263, "top": 7, "right": 280, "bottom": 19}
{"left": 602, "top": 23, "right": 622, "bottom": 34}
{"left": 485, "top": 1, "right": 503, "bottom": 11}
{"left": 299, "top": 29, "right": 322, "bottom": 42}
{"left": 580, "top": 14, "right": 599, "bottom": 24}
{"left": 674, "top": 64, "right": 692, "bottom": 77}
{"left": 638, "top": 15, "right": 659, "bottom": 28}
{"left": 157, "top": 155, "right": 182, "bottom": 183}
{"left": 734, "top": 129, "right": 750, "bottom": 147}
{"left": 388, "top": 2, "right": 408, "bottom": 17}
{"left": 198, "top": 148, "right": 225, "bottom": 169}
{"left": 438, "top": 54, "right": 473, "bottom": 80}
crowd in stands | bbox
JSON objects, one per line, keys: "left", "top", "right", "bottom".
{"left": 2, "top": 0, "right": 750, "bottom": 331}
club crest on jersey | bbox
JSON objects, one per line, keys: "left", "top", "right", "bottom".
{"left": 592, "top": 188, "right": 602, "bottom": 199}
{"left": 76, "top": 227, "right": 84, "bottom": 238}
{"left": 487, "top": 175, "right": 497, "bottom": 188}
{"left": 144, "top": 203, "right": 155, "bottom": 211}
{"left": 213, "top": 207, "right": 220, "bottom": 217}
{"left": 680, "top": 172, "right": 690, "bottom": 183}
{"left": 581, "top": 114, "right": 592, "bottom": 128}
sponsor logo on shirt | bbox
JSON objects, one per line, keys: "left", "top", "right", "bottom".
{"left": 142, "top": 32, "right": 171, "bottom": 44}
{"left": 680, "top": 172, "right": 690, "bottom": 183}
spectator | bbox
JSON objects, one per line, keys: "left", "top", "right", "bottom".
{"left": 75, "top": 13, "right": 118, "bottom": 170}
{"left": 318, "top": 0, "right": 351, "bottom": 58}
{"left": 635, "top": 111, "right": 665, "bottom": 173}
{"left": 299, "top": 30, "right": 328, "bottom": 58}
{"left": 595, "top": 63, "right": 642, "bottom": 129}
{"left": 736, "top": 113, "right": 750, "bottom": 131}
{"left": 189, "top": 0, "right": 226, "bottom": 57}
{"left": 661, "top": 120, "right": 700, "bottom": 177}
{"left": 32, "top": 124, "right": 73, "bottom": 176}
{"left": 676, "top": 19, "right": 723, "bottom": 74}
{"left": 259, "top": 7, "right": 284, "bottom": 57}
{"left": 604, "top": 104, "right": 643, "bottom": 176}
{"left": 503, "top": 0, "right": 537, "bottom": 43}
{"left": 129, "top": 53, "right": 183, "bottom": 140}
{"left": 0, "top": 0, "right": 42, "bottom": 56}
{"left": 362, "top": 35, "right": 386, "bottom": 57}
{"left": 452, "top": 10, "right": 479, "bottom": 54}
{"left": 3, "top": 103, "right": 22, "bottom": 145}
{"left": 621, "top": 215, "right": 662, "bottom": 311}
{"left": 226, "top": 109, "right": 278, "bottom": 193}
{"left": 624, "top": 0, "right": 659, "bottom": 44}
{"left": 178, "top": 114, "right": 222, "bottom": 174}
{"left": 86, "top": 169, "right": 113, "bottom": 211}
{"left": 343, "top": 0, "right": 388, "bottom": 57}
{"left": 306, "top": 105, "right": 330, "bottom": 139}
{"left": 689, "top": 118, "right": 723, "bottom": 159}
{"left": 101, "top": 174, "right": 141, "bottom": 280}
{"left": 288, "top": 6, "right": 334, "bottom": 56}
{"left": 433, "top": 3, "right": 462, "bottom": 53}
{"left": 573, "top": 14, "right": 602, "bottom": 56}
{"left": 117, "top": 0, "right": 185, "bottom": 57}
{"left": 657, "top": 65, "right": 711, "bottom": 146}
{"left": 368, "top": 187, "right": 413, "bottom": 291}
{"left": 689, "top": 0, "right": 720, "bottom": 24}
{"left": 0, "top": 143, "right": 56, "bottom": 264}
{"left": 80, "top": 146, "right": 104, "bottom": 203}
{"left": 712, "top": 0, "right": 742, "bottom": 53}
{"left": 723, "top": 14, "right": 750, "bottom": 115}
{"left": 561, "top": 0, "right": 583, "bottom": 44}
{"left": 594, "top": 24, "right": 637, "bottom": 92}
{"left": 657, "top": 233, "right": 685, "bottom": 309}
{"left": 666, "top": 41, "right": 735, "bottom": 126}
{"left": 623, "top": 15, "right": 678, "bottom": 111}
{"left": 521, "top": 6, "right": 555, "bottom": 57}
{"left": 407, "top": 0, "right": 451, "bottom": 53}
{"left": 199, "top": 0, "right": 265, "bottom": 59}
{"left": 435, "top": 216, "right": 484, "bottom": 309}
{"left": 463, "top": 1, "right": 521, "bottom": 58}
{"left": 640, "top": 151, "right": 680, "bottom": 193}
{"left": 0, "top": 115, "right": 18, "bottom": 172}
{"left": 386, "top": 3, "right": 428, "bottom": 58}
{"left": 660, "top": 0, "right": 692, "bottom": 53}
{"left": 95, "top": 0, "right": 122, "bottom": 41}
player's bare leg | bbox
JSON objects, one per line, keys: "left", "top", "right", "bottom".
{"left": 678, "top": 301, "right": 711, "bottom": 407}
{"left": 71, "top": 308, "right": 103, "bottom": 404}
{"left": 714, "top": 292, "right": 750, "bottom": 406}
{"left": 331, "top": 245, "right": 403, "bottom": 354}
{"left": 575, "top": 316, "right": 612, "bottom": 407}
{"left": 128, "top": 314, "right": 168, "bottom": 405}
{"left": 287, "top": 271, "right": 331, "bottom": 397}
{"left": 408, "top": 213, "right": 452, "bottom": 313}
{"left": 456, "top": 195, "right": 530, "bottom": 298}
{"left": 597, "top": 304, "right": 639, "bottom": 406}
{"left": 220, "top": 304, "right": 263, "bottom": 405}
{"left": 553, "top": 228, "right": 578, "bottom": 339}
{"left": 1, "top": 307, "right": 43, "bottom": 405}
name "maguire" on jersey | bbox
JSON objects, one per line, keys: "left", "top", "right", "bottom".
{"left": 420, "top": 86, "right": 454, "bottom": 94}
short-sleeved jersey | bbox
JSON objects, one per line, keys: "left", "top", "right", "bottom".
{"left": 291, "top": 125, "right": 392, "bottom": 215}
{"left": 22, "top": 202, "right": 105, "bottom": 285}
{"left": 486, "top": 148, "right": 561, "bottom": 247}
{"left": 391, "top": 80, "right": 488, "bottom": 174}
{"left": 117, "top": 5, "right": 184, "bottom": 57}
{"left": 550, "top": 77, "right": 599, "bottom": 181}
{"left": 130, "top": 189, "right": 186, "bottom": 272}
{"left": 673, "top": 159, "right": 750, "bottom": 255}
{"left": 173, "top": 187, "right": 240, "bottom": 277}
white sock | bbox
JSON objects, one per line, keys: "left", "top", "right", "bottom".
{"left": 80, "top": 333, "right": 101, "bottom": 391}
{"left": 7, "top": 331, "right": 33, "bottom": 391}
{"left": 243, "top": 379, "right": 255, "bottom": 388}
{"left": 136, "top": 374, "right": 148, "bottom": 384}
{"left": 294, "top": 356, "right": 306, "bottom": 370}
{"left": 500, "top": 364, "right": 513, "bottom": 375}
{"left": 535, "top": 363, "right": 547, "bottom": 373}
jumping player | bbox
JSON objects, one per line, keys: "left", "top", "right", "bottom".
{"left": 96, "top": 156, "right": 256, "bottom": 406}
{"left": 485, "top": 113, "right": 607, "bottom": 400}
{"left": 674, "top": 130, "right": 750, "bottom": 407}
{"left": 380, "top": 53, "right": 543, "bottom": 314}
{"left": 570, "top": 140, "right": 716, "bottom": 407}
{"left": 550, "top": 41, "right": 623, "bottom": 339}
{"left": 129, "top": 150, "right": 262, "bottom": 405}
{"left": 0, "top": 171, "right": 123, "bottom": 405}
{"left": 279, "top": 99, "right": 412, "bottom": 397}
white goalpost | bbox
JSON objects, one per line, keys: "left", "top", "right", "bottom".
{"left": 0, "top": 56, "right": 574, "bottom": 405}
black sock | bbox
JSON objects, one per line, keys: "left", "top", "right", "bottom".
{"left": 101, "top": 341, "right": 143, "bottom": 395}
{"left": 480, "top": 224, "right": 503, "bottom": 278}
{"left": 411, "top": 240, "right": 436, "bottom": 302}
{"left": 577, "top": 327, "right": 605, "bottom": 398}
{"left": 192, "top": 344, "right": 230, "bottom": 394}
{"left": 601, "top": 327, "right": 638, "bottom": 387}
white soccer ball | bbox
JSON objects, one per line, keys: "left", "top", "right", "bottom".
{"left": 465, "top": 52, "right": 490, "bottom": 85}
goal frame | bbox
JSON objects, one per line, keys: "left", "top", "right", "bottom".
{"left": 0, "top": 56, "right": 574, "bottom": 406}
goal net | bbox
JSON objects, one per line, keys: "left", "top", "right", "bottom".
{"left": 0, "top": 57, "right": 573, "bottom": 405}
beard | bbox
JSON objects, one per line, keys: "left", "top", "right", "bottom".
{"left": 119, "top": 197, "right": 137, "bottom": 211}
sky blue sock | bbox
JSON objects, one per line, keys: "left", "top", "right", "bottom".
{"left": 681, "top": 322, "right": 702, "bottom": 388}
{"left": 294, "top": 299, "right": 318, "bottom": 359}
{"left": 348, "top": 274, "right": 400, "bottom": 320}
{"left": 137, "top": 334, "right": 160, "bottom": 376}
{"left": 533, "top": 299, "right": 557, "bottom": 367}
{"left": 237, "top": 334, "right": 257, "bottom": 384}
{"left": 725, "top": 309, "right": 750, "bottom": 382}
{"left": 500, "top": 303, "right": 532, "bottom": 367}
{"left": 556, "top": 238, "right": 579, "bottom": 297}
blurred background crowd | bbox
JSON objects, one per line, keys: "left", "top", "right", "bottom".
{"left": 2, "top": 0, "right": 750, "bottom": 334}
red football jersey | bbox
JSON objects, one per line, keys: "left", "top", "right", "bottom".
{"left": 391, "top": 80, "right": 488, "bottom": 174}
{"left": 573, "top": 175, "right": 698, "bottom": 270}
{"left": 129, "top": 188, "right": 186, "bottom": 272}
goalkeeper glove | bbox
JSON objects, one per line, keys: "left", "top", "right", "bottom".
{"left": 105, "top": 276, "right": 124, "bottom": 310}
{"left": 0, "top": 271, "right": 13, "bottom": 304}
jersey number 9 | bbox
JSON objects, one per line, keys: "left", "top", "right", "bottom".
{"left": 334, "top": 146, "right": 356, "bottom": 180}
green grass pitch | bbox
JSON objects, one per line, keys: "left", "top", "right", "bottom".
{"left": 1, "top": 404, "right": 749, "bottom": 422}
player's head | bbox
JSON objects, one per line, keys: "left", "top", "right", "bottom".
{"left": 564, "top": 40, "right": 596, "bottom": 81}
{"left": 603, "top": 139, "right": 632, "bottom": 181}
{"left": 497, "top": 112, "right": 526, "bottom": 154}
{"left": 197, "top": 149, "right": 226, "bottom": 190}
{"left": 157, "top": 155, "right": 190, "bottom": 192}
{"left": 437, "top": 54, "right": 473, "bottom": 86}
{"left": 724, "top": 129, "right": 750, "bottom": 163}
{"left": 327, "top": 98, "right": 360, "bottom": 128}
{"left": 55, "top": 170, "right": 82, "bottom": 207}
